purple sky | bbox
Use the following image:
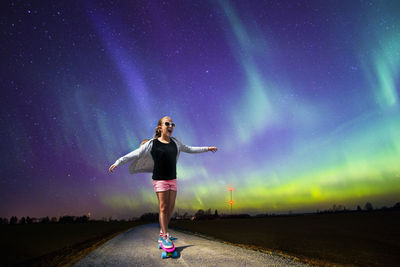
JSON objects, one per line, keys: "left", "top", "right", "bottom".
{"left": 1, "top": 0, "right": 399, "bottom": 219}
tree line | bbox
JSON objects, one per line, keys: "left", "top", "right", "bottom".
{"left": 315, "top": 201, "right": 400, "bottom": 214}
{"left": 1, "top": 201, "right": 399, "bottom": 224}
{"left": 0, "top": 215, "right": 92, "bottom": 225}
{"left": 0, "top": 215, "right": 136, "bottom": 225}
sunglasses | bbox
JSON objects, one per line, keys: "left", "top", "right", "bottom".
{"left": 164, "top": 122, "right": 176, "bottom": 127}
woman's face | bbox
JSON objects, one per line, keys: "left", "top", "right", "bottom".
{"left": 160, "top": 117, "right": 175, "bottom": 138}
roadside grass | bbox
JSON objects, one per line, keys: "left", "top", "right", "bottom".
{"left": 170, "top": 210, "right": 400, "bottom": 267}
{"left": 0, "top": 221, "right": 148, "bottom": 266}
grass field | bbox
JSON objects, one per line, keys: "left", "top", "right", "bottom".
{"left": 2, "top": 211, "right": 398, "bottom": 266}
{"left": 171, "top": 210, "right": 400, "bottom": 266}
{"left": 0, "top": 221, "right": 147, "bottom": 266}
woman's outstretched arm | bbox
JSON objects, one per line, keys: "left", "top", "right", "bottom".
{"left": 208, "top": 146, "right": 218, "bottom": 152}
{"left": 174, "top": 137, "right": 218, "bottom": 153}
{"left": 109, "top": 145, "right": 145, "bottom": 173}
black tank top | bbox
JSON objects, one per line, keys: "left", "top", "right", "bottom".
{"left": 151, "top": 138, "right": 177, "bottom": 180}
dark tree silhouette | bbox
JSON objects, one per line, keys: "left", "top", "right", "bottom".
{"left": 195, "top": 209, "right": 205, "bottom": 217}
{"left": 365, "top": 202, "right": 373, "bottom": 211}
{"left": 10, "top": 216, "right": 18, "bottom": 225}
{"left": 139, "top": 213, "right": 158, "bottom": 222}
{"left": 357, "top": 205, "right": 362, "bottom": 211}
{"left": 40, "top": 216, "right": 50, "bottom": 224}
{"left": 75, "top": 216, "right": 88, "bottom": 223}
{"left": 205, "top": 208, "right": 211, "bottom": 216}
{"left": 19, "top": 217, "right": 26, "bottom": 224}
{"left": 59, "top": 216, "right": 75, "bottom": 223}
{"left": 214, "top": 209, "right": 219, "bottom": 216}
{"left": 26, "top": 216, "right": 32, "bottom": 224}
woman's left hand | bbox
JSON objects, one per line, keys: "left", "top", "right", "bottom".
{"left": 208, "top": 146, "right": 218, "bottom": 152}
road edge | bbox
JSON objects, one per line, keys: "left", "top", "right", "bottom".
{"left": 170, "top": 225, "right": 339, "bottom": 267}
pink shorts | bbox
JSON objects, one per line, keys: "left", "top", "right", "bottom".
{"left": 152, "top": 179, "right": 177, "bottom": 192}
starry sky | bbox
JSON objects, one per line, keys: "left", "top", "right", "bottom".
{"left": 1, "top": 0, "right": 400, "bottom": 219}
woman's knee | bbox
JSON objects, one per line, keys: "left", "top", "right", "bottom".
{"left": 159, "top": 203, "right": 169, "bottom": 215}
{"left": 157, "top": 191, "right": 170, "bottom": 214}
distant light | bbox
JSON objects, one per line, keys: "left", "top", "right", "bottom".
{"left": 229, "top": 200, "right": 234, "bottom": 205}
{"left": 228, "top": 187, "right": 233, "bottom": 192}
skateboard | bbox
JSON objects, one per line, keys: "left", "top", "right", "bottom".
{"left": 158, "top": 242, "right": 178, "bottom": 259}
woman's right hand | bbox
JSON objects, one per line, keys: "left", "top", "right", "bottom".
{"left": 109, "top": 164, "right": 117, "bottom": 173}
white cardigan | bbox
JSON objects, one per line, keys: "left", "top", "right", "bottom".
{"left": 114, "top": 137, "right": 209, "bottom": 174}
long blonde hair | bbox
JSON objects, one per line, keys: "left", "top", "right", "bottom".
{"left": 140, "top": 139, "right": 150, "bottom": 146}
{"left": 140, "top": 116, "right": 171, "bottom": 146}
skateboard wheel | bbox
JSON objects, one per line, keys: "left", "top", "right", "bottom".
{"left": 172, "top": 251, "right": 178, "bottom": 258}
{"left": 161, "top": 251, "right": 167, "bottom": 259}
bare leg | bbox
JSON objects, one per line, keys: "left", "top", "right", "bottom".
{"left": 167, "top": 190, "right": 177, "bottom": 225}
{"left": 156, "top": 191, "right": 170, "bottom": 236}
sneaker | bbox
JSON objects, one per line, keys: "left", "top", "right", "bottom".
{"left": 162, "top": 237, "right": 174, "bottom": 249}
{"left": 167, "top": 232, "right": 178, "bottom": 241}
{"left": 158, "top": 230, "right": 163, "bottom": 243}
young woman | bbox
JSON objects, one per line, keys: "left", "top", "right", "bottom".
{"left": 109, "top": 116, "right": 218, "bottom": 248}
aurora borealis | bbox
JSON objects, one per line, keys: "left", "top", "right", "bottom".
{"left": 1, "top": 0, "right": 400, "bottom": 219}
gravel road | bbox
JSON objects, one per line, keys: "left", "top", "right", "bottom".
{"left": 75, "top": 223, "right": 310, "bottom": 266}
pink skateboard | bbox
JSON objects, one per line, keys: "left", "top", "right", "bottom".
{"left": 158, "top": 242, "right": 178, "bottom": 259}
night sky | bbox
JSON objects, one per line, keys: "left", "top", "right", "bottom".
{"left": 1, "top": 0, "right": 399, "bottom": 220}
